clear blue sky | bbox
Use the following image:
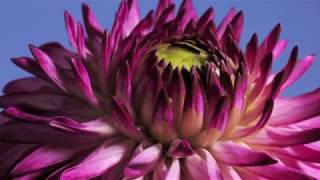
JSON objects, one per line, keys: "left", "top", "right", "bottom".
{"left": 0, "top": 0, "right": 319, "bottom": 96}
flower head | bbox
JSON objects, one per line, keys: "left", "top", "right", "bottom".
{"left": 1, "top": 0, "right": 319, "bottom": 179}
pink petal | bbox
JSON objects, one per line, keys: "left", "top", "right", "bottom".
{"left": 211, "top": 141, "right": 277, "bottom": 166}
{"left": 155, "top": 0, "right": 173, "bottom": 19}
{"left": 272, "top": 40, "right": 288, "bottom": 60}
{"left": 244, "top": 164, "right": 315, "bottom": 180}
{"left": 64, "top": 11, "right": 77, "bottom": 49}
{"left": 153, "top": 158, "right": 180, "bottom": 180}
{"left": 125, "top": 143, "right": 162, "bottom": 178}
{"left": 270, "top": 88, "right": 320, "bottom": 126}
{"left": 230, "top": 11, "right": 244, "bottom": 43}
{"left": 12, "top": 145, "right": 87, "bottom": 175}
{"left": 122, "top": 0, "right": 140, "bottom": 36}
{"left": 217, "top": 7, "right": 236, "bottom": 39}
{"left": 281, "top": 55, "right": 316, "bottom": 92}
{"left": 76, "top": 23, "right": 87, "bottom": 59}
{"left": 60, "top": 139, "right": 135, "bottom": 180}
{"left": 185, "top": 149, "right": 222, "bottom": 180}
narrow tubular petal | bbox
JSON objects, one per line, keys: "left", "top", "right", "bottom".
{"left": 245, "top": 33, "right": 258, "bottom": 72}
{"left": 70, "top": 58, "right": 99, "bottom": 107}
{"left": 230, "top": 11, "right": 244, "bottom": 43}
{"left": 11, "top": 57, "right": 47, "bottom": 79}
{"left": 125, "top": 143, "right": 162, "bottom": 179}
{"left": 245, "top": 127, "right": 320, "bottom": 147}
{"left": 257, "top": 23, "right": 281, "bottom": 59}
{"left": 270, "top": 88, "right": 320, "bottom": 126}
{"left": 155, "top": 0, "right": 173, "bottom": 19}
{"left": 272, "top": 39, "right": 288, "bottom": 60}
{"left": 60, "top": 139, "right": 135, "bottom": 180}
{"left": 281, "top": 55, "right": 316, "bottom": 92}
{"left": 64, "top": 11, "right": 77, "bottom": 49}
{"left": 29, "top": 45, "right": 67, "bottom": 92}
{"left": 244, "top": 164, "right": 315, "bottom": 180}
{"left": 153, "top": 158, "right": 180, "bottom": 180}
{"left": 76, "top": 23, "right": 87, "bottom": 59}
{"left": 217, "top": 7, "right": 236, "bottom": 39}
{"left": 197, "top": 7, "right": 214, "bottom": 34}
{"left": 186, "top": 149, "right": 222, "bottom": 180}
{"left": 211, "top": 141, "right": 277, "bottom": 166}
{"left": 81, "top": 4, "right": 103, "bottom": 38}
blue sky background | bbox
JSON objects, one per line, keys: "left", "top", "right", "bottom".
{"left": 0, "top": 0, "right": 319, "bottom": 96}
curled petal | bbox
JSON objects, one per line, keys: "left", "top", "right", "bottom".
{"left": 125, "top": 143, "right": 162, "bottom": 179}
{"left": 64, "top": 11, "right": 77, "bottom": 49}
{"left": 81, "top": 4, "right": 103, "bottom": 38}
{"left": 122, "top": 0, "right": 140, "bottom": 36}
{"left": 168, "top": 139, "right": 195, "bottom": 158}
{"left": 217, "top": 7, "right": 236, "bottom": 39}
{"left": 245, "top": 127, "right": 320, "bottom": 147}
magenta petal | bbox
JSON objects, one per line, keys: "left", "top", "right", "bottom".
{"left": 211, "top": 141, "right": 277, "bottom": 166}
{"left": 64, "top": 11, "right": 77, "bottom": 49}
{"left": 11, "top": 145, "right": 86, "bottom": 175}
{"left": 273, "top": 39, "right": 288, "bottom": 60}
{"left": 122, "top": 0, "right": 140, "bottom": 36}
{"left": 244, "top": 164, "right": 315, "bottom": 180}
{"left": 281, "top": 55, "right": 316, "bottom": 92}
{"left": 186, "top": 149, "right": 222, "bottom": 180}
{"left": 270, "top": 88, "right": 320, "bottom": 126}
{"left": 81, "top": 4, "right": 103, "bottom": 38}
{"left": 124, "top": 143, "right": 162, "bottom": 179}
{"left": 76, "top": 23, "right": 87, "bottom": 59}
{"left": 48, "top": 117, "right": 117, "bottom": 136}
{"left": 29, "top": 45, "right": 67, "bottom": 92}
{"left": 155, "top": 0, "right": 173, "bottom": 19}
{"left": 271, "top": 144, "right": 320, "bottom": 163}
{"left": 115, "top": 62, "right": 132, "bottom": 103}
{"left": 60, "top": 139, "right": 135, "bottom": 180}
{"left": 230, "top": 11, "right": 244, "bottom": 43}
{"left": 70, "top": 58, "right": 99, "bottom": 106}
{"left": 217, "top": 7, "right": 236, "bottom": 39}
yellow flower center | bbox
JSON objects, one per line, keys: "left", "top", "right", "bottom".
{"left": 156, "top": 40, "right": 209, "bottom": 70}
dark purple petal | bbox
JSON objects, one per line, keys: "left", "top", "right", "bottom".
{"left": 81, "top": 4, "right": 103, "bottom": 38}
{"left": 217, "top": 7, "right": 236, "bottom": 39}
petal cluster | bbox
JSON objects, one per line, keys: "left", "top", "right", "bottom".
{"left": 0, "top": 0, "right": 319, "bottom": 179}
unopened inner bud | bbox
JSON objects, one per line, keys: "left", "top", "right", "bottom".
{"left": 156, "top": 40, "right": 209, "bottom": 70}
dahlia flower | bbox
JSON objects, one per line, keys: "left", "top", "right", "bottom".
{"left": 1, "top": 0, "right": 319, "bottom": 179}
